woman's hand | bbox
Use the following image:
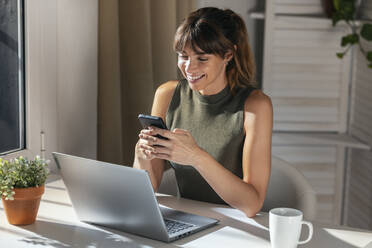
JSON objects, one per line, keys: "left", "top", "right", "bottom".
{"left": 135, "top": 129, "right": 158, "bottom": 161}
{"left": 138, "top": 127, "right": 204, "bottom": 166}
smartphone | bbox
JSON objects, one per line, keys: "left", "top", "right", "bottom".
{"left": 138, "top": 114, "right": 168, "bottom": 140}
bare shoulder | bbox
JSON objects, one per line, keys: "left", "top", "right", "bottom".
{"left": 154, "top": 80, "right": 178, "bottom": 99}
{"left": 243, "top": 89, "right": 273, "bottom": 131}
{"left": 151, "top": 80, "right": 178, "bottom": 118}
{"left": 244, "top": 89, "right": 273, "bottom": 114}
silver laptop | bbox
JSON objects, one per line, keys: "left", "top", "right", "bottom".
{"left": 52, "top": 152, "right": 218, "bottom": 242}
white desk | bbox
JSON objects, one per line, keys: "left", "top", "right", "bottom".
{"left": 1, "top": 179, "right": 372, "bottom": 248}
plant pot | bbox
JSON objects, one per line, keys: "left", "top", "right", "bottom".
{"left": 2, "top": 185, "right": 45, "bottom": 225}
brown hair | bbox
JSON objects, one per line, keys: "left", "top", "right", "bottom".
{"left": 174, "top": 7, "right": 256, "bottom": 91}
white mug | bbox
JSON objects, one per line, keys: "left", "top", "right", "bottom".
{"left": 269, "top": 208, "right": 313, "bottom": 248}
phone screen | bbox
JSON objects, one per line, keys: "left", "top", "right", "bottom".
{"left": 138, "top": 114, "right": 168, "bottom": 140}
{"left": 138, "top": 114, "right": 167, "bottom": 129}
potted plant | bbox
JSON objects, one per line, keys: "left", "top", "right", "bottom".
{"left": 322, "top": 0, "right": 372, "bottom": 68}
{"left": 0, "top": 155, "right": 49, "bottom": 225}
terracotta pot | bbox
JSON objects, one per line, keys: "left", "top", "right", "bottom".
{"left": 2, "top": 185, "right": 45, "bottom": 225}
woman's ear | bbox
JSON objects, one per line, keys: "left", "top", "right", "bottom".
{"left": 224, "top": 49, "right": 234, "bottom": 64}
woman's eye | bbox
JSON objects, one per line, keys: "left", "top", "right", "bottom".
{"left": 178, "top": 55, "right": 188, "bottom": 59}
{"left": 198, "top": 57, "right": 208, "bottom": 62}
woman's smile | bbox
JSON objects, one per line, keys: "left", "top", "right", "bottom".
{"left": 177, "top": 46, "right": 228, "bottom": 95}
{"left": 186, "top": 73, "right": 205, "bottom": 84}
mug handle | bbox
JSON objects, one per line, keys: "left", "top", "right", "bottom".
{"left": 298, "top": 221, "right": 313, "bottom": 245}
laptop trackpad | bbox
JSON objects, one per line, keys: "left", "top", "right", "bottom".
{"left": 159, "top": 205, "right": 218, "bottom": 227}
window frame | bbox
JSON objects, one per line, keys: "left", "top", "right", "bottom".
{"left": 0, "top": 0, "right": 25, "bottom": 156}
{"left": 3, "top": 0, "right": 42, "bottom": 160}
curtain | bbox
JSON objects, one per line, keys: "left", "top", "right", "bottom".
{"left": 98, "top": 0, "right": 196, "bottom": 166}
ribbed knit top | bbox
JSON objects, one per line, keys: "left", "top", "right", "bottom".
{"left": 165, "top": 79, "right": 255, "bottom": 204}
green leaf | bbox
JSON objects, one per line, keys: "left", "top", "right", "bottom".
{"left": 333, "top": 0, "right": 340, "bottom": 11}
{"left": 341, "top": 34, "right": 359, "bottom": 47}
{"left": 369, "top": 64, "right": 372, "bottom": 69}
{"left": 337, "top": 52, "right": 345, "bottom": 58}
{"left": 340, "top": 0, "right": 356, "bottom": 21}
{"left": 332, "top": 12, "right": 343, "bottom": 26}
{"left": 0, "top": 155, "right": 49, "bottom": 198}
{"left": 332, "top": 0, "right": 356, "bottom": 24}
{"left": 361, "top": 24, "right": 372, "bottom": 41}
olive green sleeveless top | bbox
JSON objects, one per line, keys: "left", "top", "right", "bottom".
{"left": 165, "top": 79, "right": 255, "bottom": 204}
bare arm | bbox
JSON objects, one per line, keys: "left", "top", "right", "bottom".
{"left": 193, "top": 91, "right": 273, "bottom": 216}
{"left": 133, "top": 81, "right": 178, "bottom": 191}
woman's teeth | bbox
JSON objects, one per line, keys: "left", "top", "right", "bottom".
{"left": 187, "top": 74, "right": 204, "bottom": 81}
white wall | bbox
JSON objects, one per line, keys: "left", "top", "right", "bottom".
{"left": 56, "top": 0, "right": 98, "bottom": 161}
{"left": 25, "top": 0, "right": 98, "bottom": 172}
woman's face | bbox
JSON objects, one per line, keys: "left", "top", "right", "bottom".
{"left": 177, "top": 45, "right": 230, "bottom": 95}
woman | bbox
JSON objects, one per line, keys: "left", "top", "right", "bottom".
{"left": 133, "top": 7, "right": 272, "bottom": 217}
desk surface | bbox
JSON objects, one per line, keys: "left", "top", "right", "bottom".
{"left": 0, "top": 179, "right": 372, "bottom": 248}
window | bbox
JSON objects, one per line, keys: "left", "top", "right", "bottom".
{"left": 0, "top": 0, "right": 25, "bottom": 155}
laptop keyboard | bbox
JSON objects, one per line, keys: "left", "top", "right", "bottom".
{"left": 164, "top": 219, "right": 194, "bottom": 234}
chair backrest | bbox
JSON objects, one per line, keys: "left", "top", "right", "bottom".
{"left": 158, "top": 156, "right": 317, "bottom": 220}
{"left": 158, "top": 167, "right": 179, "bottom": 197}
{"left": 262, "top": 156, "right": 317, "bottom": 220}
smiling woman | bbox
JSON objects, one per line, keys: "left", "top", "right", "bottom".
{"left": 134, "top": 7, "right": 273, "bottom": 217}
{"left": 0, "top": 0, "right": 25, "bottom": 155}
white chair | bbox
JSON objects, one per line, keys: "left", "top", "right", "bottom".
{"left": 158, "top": 155, "right": 317, "bottom": 220}
{"left": 158, "top": 166, "right": 179, "bottom": 197}
{"left": 262, "top": 156, "right": 317, "bottom": 220}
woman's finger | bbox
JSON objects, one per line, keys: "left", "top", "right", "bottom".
{"left": 138, "top": 143, "right": 156, "bottom": 153}
{"left": 148, "top": 126, "right": 173, "bottom": 139}
{"left": 153, "top": 146, "right": 170, "bottom": 155}
{"left": 152, "top": 137, "right": 173, "bottom": 148}
{"left": 139, "top": 133, "right": 172, "bottom": 148}
{"left": 139, "top": 132, "right": 157, "bottom": 141}
{"left": 139, "top": 133, "right": 157, "bottom": 146}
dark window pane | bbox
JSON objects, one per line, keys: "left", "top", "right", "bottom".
{"left": 0, "top": 0, "right": 24, "bottom": 155}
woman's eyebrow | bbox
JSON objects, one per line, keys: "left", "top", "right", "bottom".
{"left": 194, "top": 51, "right": 207, "bottom": 55}
{"left": 178, "top": 50, "right": 207, "bottom": 55}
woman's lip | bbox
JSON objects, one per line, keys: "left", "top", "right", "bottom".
{"left": 187, "top": 74, "right": 205, "bottom": 83}
{"left": 186, "top": 74, "right": 204, "bottom": 80}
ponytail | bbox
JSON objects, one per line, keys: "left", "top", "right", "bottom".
{"left": 224, "top": 9, "right": 256, "bottom": 90}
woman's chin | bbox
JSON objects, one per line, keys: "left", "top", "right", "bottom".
{"left": 188, "top": 82, "right": 201, "bottom": 91}
{"left": 187, "top": 78, "right": 204, "bottom": 90}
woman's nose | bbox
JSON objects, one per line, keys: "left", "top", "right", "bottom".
{"left": 185, "top": 59, "right": 197, "bottom": 72}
